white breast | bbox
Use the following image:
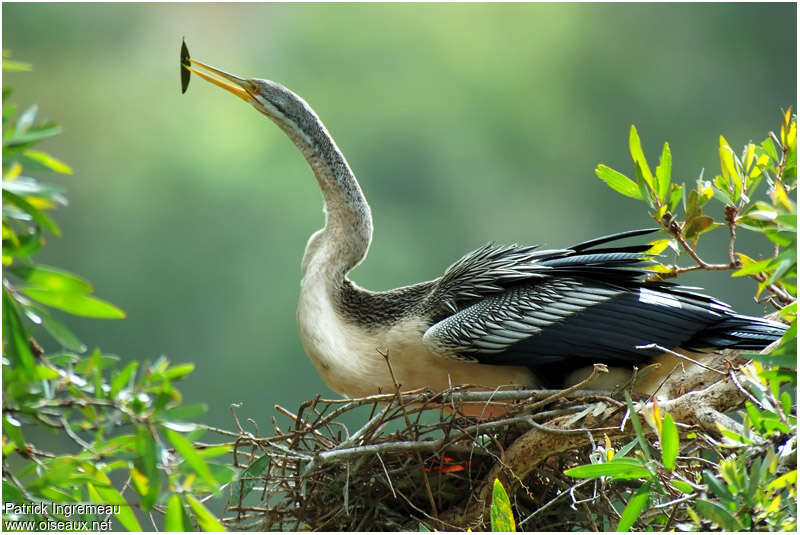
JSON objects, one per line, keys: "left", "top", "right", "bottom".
{"left": 296, "top": 270, "right": 537, "bottom": 398}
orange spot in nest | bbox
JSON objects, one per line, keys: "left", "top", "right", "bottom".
{"left": 425, "top": 456, "right": 472, "bottom": 473}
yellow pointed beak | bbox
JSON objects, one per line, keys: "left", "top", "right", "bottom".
{"left": 183, "top": 58, "right": 252, "bottom": 102}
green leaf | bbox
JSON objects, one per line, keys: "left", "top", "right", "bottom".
{"left": 719, "top": 136, "right": 742, "bottom": 202}
{"left": 2, "top": 123, "right": 62, "bottom": 148}
{"left": 761, "top": 137, "right": 779, "bottom": 162}
{"left": 135, "top": 426, "right": 160, "bottom": 511}
{"left": 683, "top": 215, "right": 717, "bottom": 242}
{"left": 22, "top": 302, "right": 86, "bottom": 352}
{"left": 732, "top": 257, "right": 773, "bottom": 277}
{"left": 87, "top": 482, "right": 143, "bottom": 531}
{"left": 22, "top": 149, "right": 73, "bottom": 174}
{"left": 670, "top": 479, "right": 693, "bottom": 494}
{"left": 20, "top": 288, "right": 125, "bottom": 318}
{"left": 164, "top": 363, "right": 195, "bottom": 381}
{"left": 776, "top": 214, "right": 797, "bottom": 229}
{"left": 616, "top": 483, "right": 650, "bottom": 532}
{"left": 655, "top": 142, "right": 672, "bottom": 202}
{"left": 763, "top": 229, "right": 795, "bottom": 247}
{"left": 10, "top": 264, "right": 93, "bottom": 293}
{"left": 233, "top": 455, "right": 270, "bottom": 502}
{"left": 660, "top": 412, "right": 679, "bottom": 471}
{"left": 490, "top": 478, "right": 516, "bottom": 532}
{"left": 1, "top": 176, "right": 67, "bottom": 202}
{"left": 703, "top": 470, "right": 735, "bottom": 504}
{"left": 667, "top": 183, "right": 683, "bottom": 213}
{"left": 595, "top": 165, "right": 643, "bottom": 199}
{"left": 2, "top": 190, "right": 61, "bottom": 236}
{"left": 629, "top": 125, "right": 654, "bottom": 191}
{"left": 165, "top": 494, "right": 185, "bottom": 532}
{"left": 766, "top": 471, "right": 797, "bottom": 491}
{"left": 110, "top": 361, "right": 139, "bottom": 398}
{"left": 15, "top": 105, "right": 38, "bottom": 132}
{"left": 2, "top": 481, "right": 24, "bottom": 504}
{"left": 3, "top": 414, "right": 25, "bottom": 449}
{"left": 2, "top": 58, "right": 32, "bottom": 72}
{"left": 196, "top": 445, "right": 232, "bottom": 460}
{"left": 2, "top": 288, "right": 36, "bottom": 377}
{"left": 634, "top": 161, "right": 655, "bottom": 209}
{"left": 694, "top": 498, "right": 742, "bottom": 530}
{"left": 565, "top": 459, "right": 652, "bottom": 480}
{"left": 711, "top": 175, "right": 734, "bottom": 205}
{"left": 625, "top": 392, "right": 652, "bottom": 460}
{"left": 185, "top": 494, "right": 226, "bottom": 532}
{"left": 165, "top": 428, "right": 219, "bottom": 491}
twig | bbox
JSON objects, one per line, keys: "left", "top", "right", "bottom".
{"left": 518, "top": 480, "right": 591, "bottom": 527}
{"left": 527, "top": 363, "right": 609, "bottom": 411}
{"left": 635, "top": 344, "right": 726, "bottom": 375}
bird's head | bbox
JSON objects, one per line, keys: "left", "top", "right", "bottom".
{"left": 184, "top": 58, "right": 302, "bottom": 129}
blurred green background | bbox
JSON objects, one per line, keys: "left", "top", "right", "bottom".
{"left": 3, "top": 3, "right": 796, "bottom": 431}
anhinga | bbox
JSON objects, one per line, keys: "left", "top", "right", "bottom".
{"left": 181, "top": 48, "right": 786, "bottom": 402}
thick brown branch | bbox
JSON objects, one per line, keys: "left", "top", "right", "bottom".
{"left": 441, "top": 376, "right": 747, "bottom": 529}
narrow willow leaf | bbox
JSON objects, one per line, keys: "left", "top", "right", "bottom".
{"left": 655, "top": 142, "right": 671, "bottom": 202}
{"left": 2, "top": 289, "right": 36, "bottom": 377}
{"left": 595, "top": 165, "right": 642, "bottom": 199}
{"left": 15, "top": 105, "right": 37, "bottom": 132}
{"left": 165, "top": 428, "right": 218, "bottom": 491}
{"left": 660, "top": 413, "right": 679, "bottom": 471}
{"left": 10, "top": 264, "right": 92, "bottom": 293}
{"left": 2, "top": 58, "right": 32, "bottom": 72}
{"left": 732, "top": 257, "right": 773, "bottom": 277}
{"left": 22, "top": 149, "right": 73, "bottom": 174}
{"left": 629, "top": 125, "right": 654, "bottom": 189}
{"left": 2, "top": 190, "right": 60, "bottom": 235}
{"left": 20, "top": 288, "right": 125, "bottom": 319}
{"left": 761, "top": 137, "right": 779, "bottom": 161}
{"left": 719, "top": 136, "right": 741, "bottom": 202}
{"left": 766, "top": 471, "right": 797, "bottom": 491}
{"left": 2, "top": 124, "right": 62, "bottom": 148}
{"left": 164, "top": 363, "right": 195, "bottom": 381}
{"left": 110, "top": 361, "right": 139, "bottom": 398}
{"left": 135, "top": 426, "right": 160, "bottom": 511}
{"left": 165, "top": 494, "right": 185, "bottom": 532}
{"left": 703, "top": 470, "right": 735, "bottom": 504}
{"left": 490, "top": 478, "right": 516, "bottom": 532}
{"left": 683, "top": 215, "right": 716, "bottom": 242}
{"left": 3, "top": 414, "right": 25, "bottom": 449}
{"left": 670, "top": 479, "right": 693, "bottom": 494}
{"left": 616, "top": 483, "right": 650, "bottom": 532}
{"left": 87, "top": 482, "right": 143, "bottom": 531}
{"left": 625, "top": 392, "right": 651, "bottom": 460}
{"left": 647, "top": 239, "right": 671, "bottom": 255}
{"left": 186, "top": 494, "right": 226, "bottom": 531}
{"left": 667, "top": 183, "right": 683, "bottom": 213}
{"left": 565, "top": 458, "right": 652, "bottom": 480}
{"left": 695, "top": 498, "right": 742, "bottom": 530}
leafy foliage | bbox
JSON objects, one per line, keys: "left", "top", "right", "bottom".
{"left": 2, "top": 54, "right": 234, "bottom": 531}
{"left": 563, "top": 111, "right": 798, "bottom": 531}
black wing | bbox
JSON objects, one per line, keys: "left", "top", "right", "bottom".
{"left": 422, "top": 230, "right": 786, "bottom": 385}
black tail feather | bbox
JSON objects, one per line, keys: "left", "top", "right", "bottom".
{"left": 685, "top": 314, "right": 788, "bottom": 351}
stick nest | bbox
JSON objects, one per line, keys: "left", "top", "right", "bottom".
{"left": 219, "top": 360, "right": 747, "bottom": 531}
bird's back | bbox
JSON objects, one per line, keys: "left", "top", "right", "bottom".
{"left": 331, "top": 229, "right": 786, "bottom": 392}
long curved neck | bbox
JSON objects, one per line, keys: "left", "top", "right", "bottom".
{"left": 269, "top": 92, "right": 373, "bottom": 281}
